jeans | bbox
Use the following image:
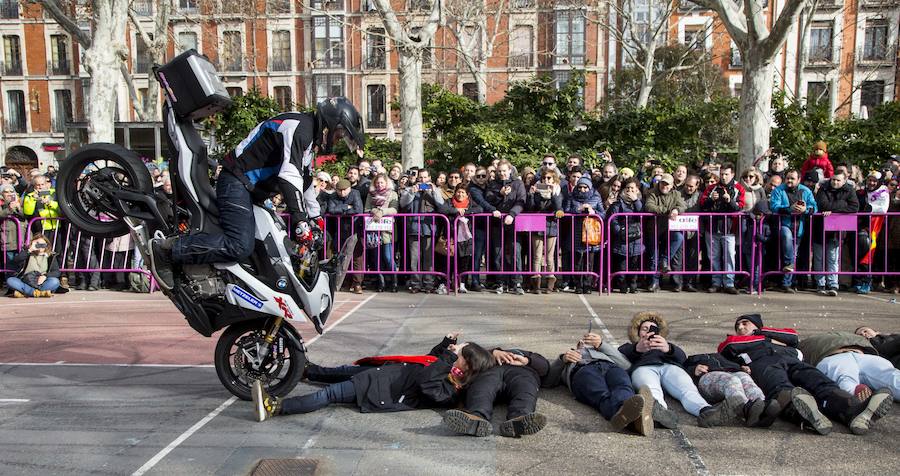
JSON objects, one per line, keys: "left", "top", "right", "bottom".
{"left": 172, "top": 171, "right": 256, "bottom": 264}
{"left": 813, "top": 236, "right": 839, "bottom": 289}
{"left": 281, "top": 379, "right": 357, "bottom": 414}
{"left": 630, "top": 364, "right": 710, "bottom": 416}
{"left": 652, "top": 230, "right": 684, "bottom": 285}
{"left": 570, "top": 360, "right": 635, "bottom": 420}
{"left": 779, "top": 225, "right": 800, "bottom": 286}
{"left": 817, "top": 353, "right": 900, "bottom": 401}
{"left": 471, "top": 224, "right": 488, "bottom": 287}
{"left": 407, "top": 235, "right": 434, "bottom": 290}
{"left": 490, "top": 224, "right": 522, "bottom": 286}
{"left": 367, "top": 242, "right": 396, "bottom": 288}
{"left": 6, "top": 276, "right": 60, "bottom": 296}
{"left": 705, "top": 233, "right": 736, "bottom": 288}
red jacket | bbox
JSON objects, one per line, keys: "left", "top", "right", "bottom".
{"left": 800, "top": 153, "right": 834, "bottom": 178}
{"left": 718, "top": 327, "right": 800, "bottom": 364}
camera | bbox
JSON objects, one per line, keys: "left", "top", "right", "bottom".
{"left": 39, "top": 191, "right": 51, "bottom": 197}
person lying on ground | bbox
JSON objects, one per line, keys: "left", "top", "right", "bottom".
{"left": 798, "top": 331, "right": 899, "bottom": 402}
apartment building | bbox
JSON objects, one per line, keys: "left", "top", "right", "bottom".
{"left": 0, "top": 0, "right": 897, "bottom": 171}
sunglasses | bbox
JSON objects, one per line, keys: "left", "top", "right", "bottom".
{"left": 543, "top": 161, "right": 554, "bottom": 166}
{"left": 476, "top": 174, "right": 487, "bottom": 178}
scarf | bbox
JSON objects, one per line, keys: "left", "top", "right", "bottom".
{"left": 369, "top": 185, "right": 391, "bottom": 208}
{"left": 452, "top": 195, "right": 470, "bottom": 210}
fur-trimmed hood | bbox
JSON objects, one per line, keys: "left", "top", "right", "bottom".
{"left": 628, "top": 311, "right": 669, "bottom": 343}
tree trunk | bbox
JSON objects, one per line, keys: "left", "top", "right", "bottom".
{"left": 84, "top": 1, "right": 128, "bottom": 143}
{"left": 398, "top": 51, "right": 424, "bottom": 170}
{"left": 636, "top": 67, "right": 653, "bottom": 108}
{"left": 738, "top": 54, "right": 774, "bottom": 172}
{"left": 475, "top": 60, "right": 487, "bottom": 103}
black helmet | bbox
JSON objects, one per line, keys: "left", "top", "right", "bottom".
{"left": 315, "top": 97, "right": 365, "bottom": 155}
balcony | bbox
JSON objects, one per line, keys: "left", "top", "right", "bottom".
{"left": 1, "top": 60, "right": 22, "bottom": 76}
{"left": 269, "top": 57, "right": 291, "bottom": 72}
{"left": 367, "top": 117, "right": 386, "bottom": 129}
{"left": 860, "top": 0, "right": 899, "bottom": 8}
{"left": 0, "top": 1, "right": 18, "bottom": 19}
{"left": 49, "top": 60, "right": 71, "bottom": 76}
{"left": 508, "top": 54, "right": 532, "bottom": 68}
{"left": 857, "top": 46, "right": 895, "bottom": 67}
{"left": 815, "top": 0, "right": 844, "bottom": 9}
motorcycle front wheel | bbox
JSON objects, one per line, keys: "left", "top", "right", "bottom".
{"left": 214, "top": 321, "right": 307, "bottom": 400}
{"left": 57, "top": 143, "right": 154, "bottom": 239}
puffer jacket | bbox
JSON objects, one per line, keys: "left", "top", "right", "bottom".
{"left": 608, "top": 196, "right": 644, "bottom": 256}
{"left": 718, "top": 327, "right": 801, "bottom": 364}
{"left": 800, "top": 152, "right": 834, "bottom": 178}
{"left": 869, "top": 333, "right": 900, "bottom": 368}
{"left": 563, "top": 177, "right": 605, "bottom": 252}
{"left": 618, "top": 312, "right": 687, "bottom": 370}
{"left": 797, "top": 332, "right": 877, "bottom": 367}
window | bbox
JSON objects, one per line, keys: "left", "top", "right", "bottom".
{"left": 133, "top": 0, "right": 152, "bottom": 16}
{"left": 53, "top": 89, "right": 73, "bottom": 133}
{"left": 313, "top": 16, "right": 344, "bottom": 68}
{"left": 512, "top": 0, "right": 534, "bottom": 7}
{"left": 80, "top": 78, "right": 90, "bottom": 120}
{"left": 177, "top": 32, "right": 198, "bottom": 53}
{"left": 267, "top": 0, "right": 291, "bottom": 13}
{"left": 366, "top": 84, "right": 386, "bottom": 128}
{"left": 312, "top": 74, "right": 344, "bottom": 104}
{"left": 860, "top": 81, "right": 884, "bottom": 112}
{"left": 271, "top": 30, "right": 291, "bottom": 71}
{"left": 226, "top": 87, "right": 243, "bottom": 97}
{"left": 274, "top": 86, "right": 292, "bottom": 110}
{"left": 134, "top": 34, "right": 153, "bottom": 74}
{"left": 632, "top": 0, "right": 651, "bottom": 44}
{"left": 733, "top": 82, "right": 742, "bottom": 98}
{"left": 462, "top": 83, "right": 478, "bottom": 101}
{"left": 408, "top": 0, "right": 430, "bottom": 11}
{"left": 6, "top": 90, "right": 26, "bottom": 132}
{"left": 684, "top": 25, "right": 706, "bottom": 51}
{"left": 808, "top": 22, "right": 833, "bottom": 63}
{"left": 311, "top": 0, "right": 344, "bottom": 10}
{"left": 0, "top": 0, "right": 19, "bottom": 19}
{"left": 137, "top": 87, "right": 149, "bottom": 110}
{"left": 222, "top": 31, "right": 243, "bottom": 71}
{"left": 509, "top": 26, "right": 533, "bottom": 68}
{"left": 2, "top": 35, "right": 22, "bottom": 76}
{"left": 50, "top": 35, "right": 70, "bottom": 75}
{"left": 863, "top": 21, "right": 889, "bottom": 61}
{"left": 365, "top": 0, "right": 377, "bottom": 11}
{"left": 806, "top": 81, "right": 830, "bottom": 107}
{"left": 366, "top": 28, "right": 386, "bottom": 69}
{"left": 554, "top": 70, "right": 583, "bottom": 104}
{"left": 179, "top": 0, "right": 198, "bottom": 13}
{"left": 555, "top": 10, "right": 584, "bottom": 66}
{"left": 730, "top": 42, "right": 742, "bottom": 68}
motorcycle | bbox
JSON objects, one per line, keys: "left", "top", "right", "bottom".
{"left": 56, "top": 50, "right": 354, "bottom": 400}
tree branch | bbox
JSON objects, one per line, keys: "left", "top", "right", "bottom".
{"left": 692, "top": 0, "right": 748, "bottom": 44}
{"left": 33, "top": 0, "right": 93, "bottom": 47}
{"left": 761, "top": 0, "right": 810, "bottom": 59}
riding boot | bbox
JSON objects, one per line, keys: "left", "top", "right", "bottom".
{"left": 530, "top": 275, "right": 541, "bottom": 294}
{"left": 544, "top": 276, "right": 556, "bottom": 294}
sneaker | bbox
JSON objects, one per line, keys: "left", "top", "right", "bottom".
{"left": 436, "top": 284, "right": 448, "bottom": 295}
{"left": 853, "top": 384, "right": 873, "bottom": 403}
{"left": 458, "top": 283, "right": 468, "bottom": 294}
{"left": 684, "top": 284, "right": 698, "bottom": 293}
{"left": 651, "top": 401, "right": 679, "bottom": 429}
{"left": 856, "top": 284, "right": 871, "bottom": 295}
{"left": 408, "top": 286, "right": 421, "bottom": 294}
{"left": 33, "top": 290, "right": 53, "bottom": 298}
{"left": 498, "top": 412, "right": 547, "bottom": 437}
{"left": 562, "top": 285, "right": 572, "bottom": 292}
{"left": 495, "top": 285, "right": 505, "bottom": 295}
{"left": 443, "top": 409, "right": 492, "bottom": 437}
{"left": 790, "top": 387, "right": 832, "bottom": 435}
{"left": 751, "top": 399, "right": 782, "bottom": 428}
{"left": 252, "top": 379, "right": 282, "bottom": 422}
{"left": 782, "top": 264, "right": 795, "bottom": 273}
{"left": 12, "top": 290, "right": 25, "bottom": 298}
{"left": 513, "top": 285, "right": 525, "bottom": 295}
{"left": 849, "top": 388, "right": 893, "bottom": 436}
{"left": 149, "top": 238, "right": 175, "bottom": 290}
{"left": 647, "top": 283, "right": 660, "bottom": 293}
{"left": 610, "top": 394, "right": 646, "bottom": 432}
{"left": 816, "top": 288, "right": 829, "bottom": 296}
{"left": 826, "top": 288, "right": 838, "bottom": 297}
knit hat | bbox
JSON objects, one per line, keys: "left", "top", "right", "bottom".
{"left": 867, "top": 170, "right": 882, "bottom": 180}
{"left": 814, "top": 141, "right": 827, "bottom": 152}
{"left": 735, "top": 314, "right": 764, "bottom": 332}
{"left": 336, "top": 179, "right": 352, "bottom": 191}
{"left": 802, "top": 170, "right": 821, "bottom": 184}
{"left": 620, "top": 167, "right": 635, "bottom": 179}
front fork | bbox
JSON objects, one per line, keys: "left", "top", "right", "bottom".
{"left": 248, "top": 315, "right": 284, "bottom": 371}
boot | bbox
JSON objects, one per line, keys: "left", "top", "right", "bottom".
{"left": 498, "top": 412, "right": 547, "bottom": 438}
{"left": 443, "top": 409, "right": 492, "bottom": 437}
{"left": 780, "top": 387, "right": 832, "bottom": 435}
{"left": 543, "top": 276, "right": 556, "bottom": 294}
{"left": 847, "top": 388, "right": 893, "bottom": 435}
{"left": 610, "top": 394, "right": 646, "bottom": 432}
{"left": 530, "top": 275, "right": 541, "bottom": 294}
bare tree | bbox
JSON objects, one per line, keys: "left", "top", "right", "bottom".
{"left": 443, "top": 0, "right": 508, "bottom": 104}
{"left": 371, "top": 0, "right": 442, "bottom": 170}
{"left": 693, "top": 0, "right": 810, "bottom": 171}
{"left": 35, "top": 0, "right": 130, "bottom": 142}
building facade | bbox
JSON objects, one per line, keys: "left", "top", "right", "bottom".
{"left": 0, "top": 0, "right": 897, "bottom": 170}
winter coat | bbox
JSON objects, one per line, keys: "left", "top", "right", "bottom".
{"left": 644, "top": 186, "right": 686, "bottom": 233}
{"left": 797, "top": 332, "right": 877, "bottom": 367}
{"left": 0, "top": 200, "right": 23, "bottom": 251}
{"left": 800, "top": 153, "right": 834, "bottom": 179}
{"left": 699, "top": 179, "right": 746, "bottom": 234}
{"left": 563, "top": 177, "right": 605, "bottom": 252}
{"left": 684, "top": 353, "right": 743, "bottom": 380}
{"left": 485, "top": 178, "right": 527, "bottom": 218}
{"left": 399, "top": 186, "right": 444, "bottom": 237}
{"left": 350, "top": 336, "right": 466, "bottom": 413}
{"left": 718, "top": 327, "right": 801, "bottom": 365}
{"left": 742, "top": 185, "right": 765, "bottom": 213}
{"left": 326, "top": 189, "right": 364, "bottom": 240}
{"left": 608, "top": 197, "right": 644, "bottom": 256}
{"left": 545, "top": 340, "right": 631, "bottom": 390}
{"left": 364, "top": 188, "right": 399, "bottom": 244}
{"left": 484, "top": 348, "right": 552, "bottom": 387}
{"left": 769, "top": 183, "right": 817, "bottom": 236}
{"left": 869, "top": 333, "right": 900, "bottom": 369}
{"left": 811, "top": 183, "right": 859, "bottom": 242}
{"left": 619, "top": 311, "right": 687, "bottom": 370}
{"left": 526, "top": 185, "right": 564, "bottom": 237}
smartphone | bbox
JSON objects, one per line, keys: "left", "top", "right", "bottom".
{"left": 647, "top": 323, "right": 659, "bottom": 336}
{"left": 588, "top": 318, "right": 593, "bottom": 334}
{"left": 35, "top": 242, "right": 48, "bottom": 250}
{"left": 418, "top": 183, "right": 429, "bottom": 191}
{"left": 536, "top": 183, "right": 551, "bottom": 191}
{"left": 39, "top": 191, "right": 51, "bottom": 197}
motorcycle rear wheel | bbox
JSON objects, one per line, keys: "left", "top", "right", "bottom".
{"left": 57, "top": 143, "right": 154, "bottom": 239}
{"left": 214, "top": 321, "right": 307, "bottom": 401}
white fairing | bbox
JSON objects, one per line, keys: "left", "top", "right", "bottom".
{"left": 216, "top": 205, "right": 331, "bottom": 326}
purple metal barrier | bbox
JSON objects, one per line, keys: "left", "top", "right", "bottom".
{"left": 25, "top": 217, "right": 154, "bottom": 288}
{"left": 320, "top": 213, "right": 452, "bottom": 288}
{"left": 1, "top": 216, "right": 23, "bottom": 273}
{"left": 757, "top": 212, "right": 900, "bottom": 294}
{"left": 605, "top": 212, "right": 756, "bottom": 295}
{"left": 453, "top": 213, "right": 605, "bottom": 293}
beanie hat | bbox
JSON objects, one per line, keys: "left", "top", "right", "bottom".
{"left": 620, "top": 167, "right": 635, "bottom": 179}
{"left": 814, "top": 141, "right": 827, "bottom": 152}
{"left": 336, "top": 179, "right": 352, "bottom": 191}
{"left": 735, "top": 314, "right": 764, "bottom": 332}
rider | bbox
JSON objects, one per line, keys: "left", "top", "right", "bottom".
{"left": 149, "top": 97, "right": 365, "bottom": 289}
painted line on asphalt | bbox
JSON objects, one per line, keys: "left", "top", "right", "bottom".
{"left": 578, "top": 295, "right": 710, "bottom": 476}
{"left": 130, "top": 293, "right": 375, "bottom": 476}
{"left": 131, "top": 396, "right": 238, "bottom": 476}
{"left": 0, "top": 399, "right": 29, "bottom": 403}
{"left": 3, "top": 298, "right": 364, "bottom": 309}
{"left": 0, "top": 362, "right": 215, "bottom": 368}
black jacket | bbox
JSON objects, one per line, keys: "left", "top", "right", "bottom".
{"left": 812, "top": 183, "right": 859, "bottom": 242}
{"left": 717, "top": 327, "right": 800, "bottom": 365}
{"left": 526, "top": 189, "right": 564, "bottom": 236}
{"left": 618, "top": 342, "right": 688, "bottom": 371}
{"left": 325, "top": 189, "right": 363, "bottom": 238}
{"left": 10, "top": 250, "right": 61, "bottom": 279}
{"left": 350, "top": 337, "right": 464, "bottom": 413}
{"left": 485, "top": 178, "right": 526, "bottom": 217}
{"left": 870, "top": 334, "right": 900, "bottom": 369}
{"left": 684, "top": 353, "right": 742, "bottom": 382}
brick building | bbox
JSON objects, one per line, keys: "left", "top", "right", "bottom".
{"left": 1, "top": 0, "right": 897, "bottom": 171}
